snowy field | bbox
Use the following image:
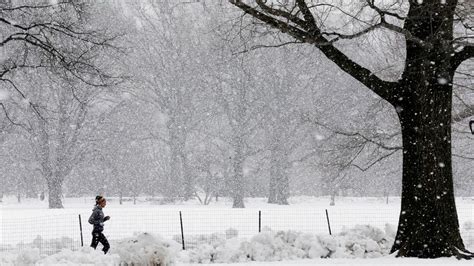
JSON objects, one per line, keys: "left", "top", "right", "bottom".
{"left": 1, "top": 196, "right": 473, "bottom": 265}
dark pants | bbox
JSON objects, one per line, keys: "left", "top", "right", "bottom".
{"left": 90, "top": 231, "right": 110, "bottom": 254}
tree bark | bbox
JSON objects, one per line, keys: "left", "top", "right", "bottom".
{"left": 389, "top": 1, "right": 471, "bottom": 257}
{"left": 182, "top": 155, "right": 194, "bottom": 201}
{"left": 268, "top": 128, "right": 290, "bottom": 205}
{"left": 391, "top": 80, "right": 466, "bottom": 257}
{"left": 232, "top": 159, "right": 245, "bottom": 208}
{"left": 276, "top": 174, "right": 289, "bottom": 205}
{"left": 272, "top": 157, "right": 289, "bottom": 205}
{"left": 167, "top": 114, "right": 191, "bottom": 201}
{"left": 231, "top": 135, "right": 245, "bottom": 208}
{"left": 268, "top": 175, "right": 277, "bottom": 203}
{"left": 268, "top": 170, "right": 289, "bottom": 205}
{"left": 166, "top": 132, "right": 183, "bottom": 201}
{"left": 47, "top": 174, "right": 64, "bottom": 209}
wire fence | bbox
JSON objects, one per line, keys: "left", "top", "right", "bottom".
{"left": 1, "top": 214, "right": 82, "bottom": 255}
{"left": 1, "top": 206, "right": 472, "bottom": 255}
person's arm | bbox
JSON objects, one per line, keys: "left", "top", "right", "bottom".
{"left": 88, "top": 209, "right": 102, "bottom": 225}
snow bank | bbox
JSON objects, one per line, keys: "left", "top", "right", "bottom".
{"left": 0, "top": 247, "right": 119, "bottom": 266}
{"left": 113, "top": 232, "right": 180, "bottom": 266}
{"left": 462, "top": 221, "right": 474, "bottom": 250}
{"left": 179, "top": 224, "right": 396, "bottom": 263}
{"left": 35, "top": 248, "right": 120, "bottom": 265}
{"left": 2, "top": 224, "right": 473, "bottom": 265}
{"left": 1, "top": 233, "right": 180, "bottom": 266}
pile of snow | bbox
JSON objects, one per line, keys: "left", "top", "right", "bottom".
{"left": 1, "top": 233, "right": 179, "bottom": 266}
{"left": 179, "top": 224, "right": 395, "bottom": 263}
{"left": 3, "top": 223, "right": 474, "bottom": 265}
{"left": 113, "top": 233, "right": 180, "bottom": 266}
{"left": 0, "top": 247, "right": 119, "bottom": 266}
{"left": 462, "top": 221, "right": 474, "bottom": 250}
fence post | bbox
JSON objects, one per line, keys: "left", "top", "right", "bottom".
{"left": 78, "top": 214, "right": 84, "bottom": 247}
{"left": 325, "top": 209, "right": 332, "bottom": 235}
{"left": 258, "top": 210, "right": 261, "bottom": 233}
{"left": 179, "top": 211, "right": 185, "bottom": 250}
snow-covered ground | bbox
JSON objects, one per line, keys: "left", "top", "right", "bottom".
{"left": 1, "top": 196, "right": 473, "bottom": 265}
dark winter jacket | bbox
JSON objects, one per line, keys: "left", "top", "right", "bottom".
{"left": 88, "top": 205, "right": 106, "bottom": 232}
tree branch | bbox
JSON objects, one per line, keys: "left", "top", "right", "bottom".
{"left": 229, "top": 0, "right": 397, "bottom": 103}
{"left": 255, "top": 0, "right": 306, "bottom": 28}
{"left": 352, "top": 149, "right": 400, "bottom": 172}
{"left": 0, "top": 103, "right": 27, "bottom": 129}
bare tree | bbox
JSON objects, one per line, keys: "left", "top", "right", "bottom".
{"left": 126, "top": 0, "right": 215, "bottom": 201}
{"left": 0, "top": 1, "right": 122, "bottom": 208}
{"left": 0, "top": 1, "right": 119, "bottom": 105}
{"left": 260, "top": 48, "right": 316, "bottom": 205}
{"left": 230, "top": 0, "right": 473, "bottom": 258}
{"left": 13, "top": 70, "right": 113, "bottom": 208}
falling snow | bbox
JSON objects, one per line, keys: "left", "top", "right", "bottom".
{"left": 1, "top": 0, "right": 472, "bottom": 264}
{"left": 437, "top": 78, "right": 448, "bottom": 85}
{"left": 0, "top": 89, "right": 9, "bottom": 100}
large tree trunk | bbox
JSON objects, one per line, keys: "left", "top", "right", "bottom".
{"left": 275, "top": 148, "right": 290, "bottom": 205}
{"left": 167, "top": 113, "right": 191, "bottom": 201}
{"left": 231, "top": 158, "right": 245, "bottom": 208}
{"left": 268, "top": 171, "right": 289, "bottom": 205}
{"left": 276, "top": 174, "right": 289, "bottom": 205}
{"left": 182, "top": 155, "right": 194, "bottom": 201}
{"left": 391, "top": 80, "right": 466, "bottom": 257}
{"left": 231, "top": 135, "right": 245, "bottom": 208}
{"left": 268, "top": 175, "right": 277, "bottom": 204}
{"left": 166, "top": 127, "right": 183, "bottom": 201}
{"left": 268, "top": 128, "right": 289, "bottom": 205}
{"left": 390, "top": 1, "right": 470, "bottom": 257}
{"left": 47, "top": 174, "right": 64, "bottom": 209}
{"left": 269, "top": 159, "right": 289, "bottom": 205}
{"left": 268, "top": 149, "right": 281, "bottom": 204}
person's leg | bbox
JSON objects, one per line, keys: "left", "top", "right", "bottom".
{"left": 98, "top": 233, "right": 110, "bottom": 254}
{"left": 90, "top": 232, "right": 100, "bottom": 249}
